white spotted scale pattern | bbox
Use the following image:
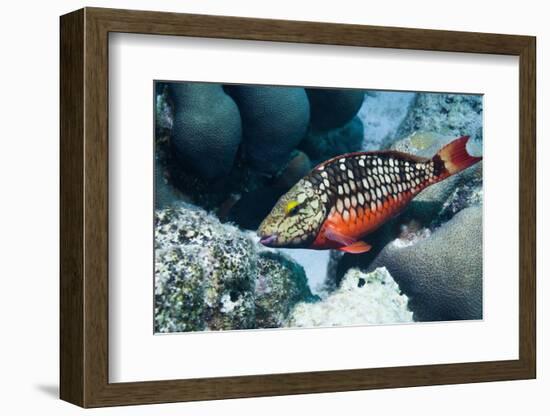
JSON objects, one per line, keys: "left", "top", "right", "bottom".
{"left": 304, "top": 152, "right": 442, "bottom": 223}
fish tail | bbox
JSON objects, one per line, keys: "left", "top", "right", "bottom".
{"left": 433, "top": 136, "right": 482, "bottom": 177}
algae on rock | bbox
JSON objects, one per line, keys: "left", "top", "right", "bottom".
{"left": 393, "top": 93, "right": 483, "bottom": 146}
{"left": 154, "top": 204, "right": 315, "bottom": 333}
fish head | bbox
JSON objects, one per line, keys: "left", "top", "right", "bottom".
{"left": 257, "top": 179, "right": 326, "bottom": 248}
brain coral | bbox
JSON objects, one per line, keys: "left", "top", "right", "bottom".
{"left": 306, "top": 88, "right": 365, "bottom": 132}
{"left": 225, "top": 85, "right": 310, "bottom": 175}
{"left": 169, "top": 83, "right": 242, "bottom": 180}
{"left": 367, "top": 206, "right": 483, "bottom": 322}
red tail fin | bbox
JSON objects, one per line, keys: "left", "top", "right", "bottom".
{"left": 435, "top": 136, "right": 482, "bottom": 176}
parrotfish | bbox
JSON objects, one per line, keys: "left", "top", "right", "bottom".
{"left": 257, "top": 136, "right": 481, "bottom": 254}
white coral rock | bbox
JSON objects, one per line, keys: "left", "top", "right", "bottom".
{"left": 286, "top": 267, "right": 413, "bottom": 327}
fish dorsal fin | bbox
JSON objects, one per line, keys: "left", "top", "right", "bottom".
{"left": 312, "top": 150, "right": 429, "bottom": 171}
{"left": 338, "top": 241, "right": 372, "bottom": 254}
{"left": 325, "top": 223, "right": 356, "bottom": 246}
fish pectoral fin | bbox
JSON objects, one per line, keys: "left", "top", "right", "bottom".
{"left": 325, "top": 224, "right": 356, "bottom": 246}
{"left": 338, "top": 241, "right": 372, "bottom": 254}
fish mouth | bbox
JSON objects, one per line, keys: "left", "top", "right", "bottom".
{"left": 259, "top": 234, "right": 278, "bottom": 246}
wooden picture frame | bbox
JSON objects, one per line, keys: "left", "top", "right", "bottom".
{"left": 60, "top": 7, "right": 536, "bottom": 408}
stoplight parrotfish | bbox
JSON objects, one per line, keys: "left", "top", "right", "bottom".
{"left": 258, "top": 136, "right": 482, "bottom": 254}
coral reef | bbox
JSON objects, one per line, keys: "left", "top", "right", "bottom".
{"left": 306, "top": 88, "right": 365, "bottom": 132}
{"left": 433, "top": 172, "right": 483, "bottom": 227}
{"left": 169, "top": 83, "right": 242, "bottom": 180}
{"left": 286, "top": 267, "right": 413, "bottom": 327}
{"left": 367, "top": 206, "right": 483, "bottom": 322}
{"left": 225, "top": 85, "right": 310, "bottom": 174}
{"left": 154, "top": 204, "right": 315, "bottom": 332}
{"left": 153, "top": 84, "right": 485, "bottom": 330}
{"left": 154, "top": 205, "right": 255, "bottom": 332}
{"left": 394, "top": 93, "right": 483, "bottom": 147}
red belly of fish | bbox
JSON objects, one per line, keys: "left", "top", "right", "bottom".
{"left": 311, "top": 190, "right": 415, "bottom": 249}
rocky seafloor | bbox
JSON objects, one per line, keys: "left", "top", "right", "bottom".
{"left": 154, "top": 83, "right": 483, "bottom": 332}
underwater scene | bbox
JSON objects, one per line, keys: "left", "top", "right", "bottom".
{"left": 154, "top": 82, "right": 483, "bottom": 333}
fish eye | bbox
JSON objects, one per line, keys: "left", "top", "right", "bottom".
{"left": 285, "top": 200, "right": 301, "bottom": 216}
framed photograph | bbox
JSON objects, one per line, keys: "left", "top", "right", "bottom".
{"left": 60, "top": 7, "right": 536, "bottom": 408}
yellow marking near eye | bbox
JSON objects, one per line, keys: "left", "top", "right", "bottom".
{"left": 285, "top": 200, "right": 299, "bottom": 215}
